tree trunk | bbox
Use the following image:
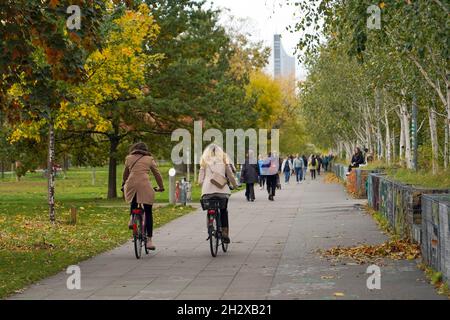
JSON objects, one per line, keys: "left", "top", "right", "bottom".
{"left": 385, "top": 109, "right": 391, "bottom": 165}
{"left": 428, "top": 105, "right": 439, "bottom": 174}
{"left": 447, "top": 72, "right": 450, "bottom": 168}
{"left": 107, "top": 135, "right": 119, "bottom": 199}
{"left": 392, "top": 127, "right": 396, "bottom": 164}
{"left": 375, "top": 88, "right": 383, "bottom": 160}
{"left": 1, "top": 160, "right": 4, "bottom": 179}
{"left": 399, "top": 111, "right": 405, "bottom": 164}
{"left": 365, "top": 103, "right": 373, "bottom": 151}
{"left": 48, "top": 122, "right": 56, "bottom": 223}
{"left": 445, "top": 122, "right": 449, "bottom": 170}
{"left": 411, "top": 96, "right": 418, "bottom": 171}
{"left": 401, "top": 99, "right": 412, "bottom": 169}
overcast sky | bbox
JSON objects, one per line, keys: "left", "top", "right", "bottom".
{"left": 206, "top": 0, "right": 307, "bottom": 80}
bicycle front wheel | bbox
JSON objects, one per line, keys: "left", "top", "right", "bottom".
{"left": 133, "top": 215, "right": 143, "bottom": 259}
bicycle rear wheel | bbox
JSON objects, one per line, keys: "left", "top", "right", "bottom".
{"left": 209, "top": 219, "right": 219, "bottom": 257}
{"left": 133, "top": 215, "right": 143, "bottom": 259}
{"left": 222, "top": 240, "right": 228, "bottom": 252}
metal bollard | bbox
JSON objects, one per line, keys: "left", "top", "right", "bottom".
{"left": 186, "top": 180, "right": 192, "bottom": 202}
{"left": 180, "top": 178, "right": 187, "bottom": 206}
{"left": 169, "top": 168, "right": 176, "bottom": 205}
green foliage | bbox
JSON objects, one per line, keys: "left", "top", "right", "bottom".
{"left": 293, "top": 0, "right": 449, "bottom": 173}
{"left": 386, "top": 168, "right": 450, "bottom": 189}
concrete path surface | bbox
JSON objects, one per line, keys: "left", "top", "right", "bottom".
{"left": 10, "top": 175, "right": 443, "bottom": 300}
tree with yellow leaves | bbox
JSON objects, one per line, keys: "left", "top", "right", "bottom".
{"left": 246, "top": 71, "right": 284, "bottom": 130}
{"left": 60, "top": 4, "right": 164, "bottom": 199}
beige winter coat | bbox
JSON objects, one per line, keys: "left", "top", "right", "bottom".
{"left": 198, "top": 162, "right": 238, "bottom": 197}
{"left": 122, "top": 152, "right": 164, "bottom": 205}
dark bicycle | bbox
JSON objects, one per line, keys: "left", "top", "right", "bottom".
{"left": 201, "top": 197, "right": 229, "bottom": 257}
{"left": 131, "top": 205, "right": 148, "bottom": 259}
{"left": 131, "top": 188, "right": 163, "bottom": 259}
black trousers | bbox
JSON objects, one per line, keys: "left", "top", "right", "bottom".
{"left": 202, "top": 195, "right": 229, "bottom": 229}
{"left": 245, "top": 183, "right": 255, "bottom": 200}
{"left": 219, "top": 208, "right": 229, "bottom": 229}
{"left": 259, "top": 176, "right": 266, "bottom": 188}
{"left": 266, "top": 175, "right": 277, "bottom": 197}
{"left": 130, "top": 195, "right": 153, "bottom": 237}
{"left": 310, "top": 169, "right": 316, "bottom": 180}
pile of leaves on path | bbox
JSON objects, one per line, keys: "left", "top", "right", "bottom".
{"left": 324, "top": 173, "right": 341, "bottom": 184}
{"left": 318, "top": 240, "right": 421, "bottom": 265}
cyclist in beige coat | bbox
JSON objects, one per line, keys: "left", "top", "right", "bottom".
{"left": 198, "top": 144, "right": 238, "bottom": 244}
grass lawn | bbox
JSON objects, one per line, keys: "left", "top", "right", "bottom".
{"left": 332, "top": 158, "right": 450, "bottom": 189}
{"left": 0, "top": 164, "right": 200, "bottom": 299}
{"left": 386, "top": 168, "right": 450, "bottom": 189}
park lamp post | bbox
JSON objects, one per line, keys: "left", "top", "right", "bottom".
{"left": 169, "top": 168, "right": 176, "bottom": 205}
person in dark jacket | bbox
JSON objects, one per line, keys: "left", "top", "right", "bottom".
{"left": 348, "top": 147, "right": 365, "bottom": 173}
{"left": 316, "top": 155, "right": 323, "bottom": 176}
{"left": 302, "top": 155, "right": 308, "bottom": 181}
{"left": 241, "top": 150, "right": 260, "bottom": 202}
{"left": 322, "top": 155, "right": 330, "bottom": 172}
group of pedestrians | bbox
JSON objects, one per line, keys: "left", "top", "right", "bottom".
{"left": 238, "top": 152, "right": 335, "bottom": 204}
{"left": 121, "top": 141, "right": 335, "bottom": 249}
{"left": 277, "top": 154, "right": 334, "bottom": 182}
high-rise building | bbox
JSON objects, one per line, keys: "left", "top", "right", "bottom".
{"left": 273, "top": 34, "right": 296, "bottom": 80}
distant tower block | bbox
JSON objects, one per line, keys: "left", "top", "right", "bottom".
{"left": 273, "top": 34, "right": 296, "bottom": 92}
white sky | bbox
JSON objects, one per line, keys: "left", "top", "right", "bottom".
{"left": 206, "top": 0, "right": 307, "bottom": 80}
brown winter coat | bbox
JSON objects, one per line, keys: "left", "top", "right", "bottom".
{"left": 122, "top": 152, "right": 164, "bottom": 205}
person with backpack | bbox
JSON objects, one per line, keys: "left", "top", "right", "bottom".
{"left": 293, "top": 154, "right": 304, "bottom": 184}
{"left": 281, "top": 155, "right": 293, "bottom": 184}
{"left": 261, "top": 152, "right": 279, "bottom": 201}
{"left": 308, "top": 154, "right": 318, "bottom": 180}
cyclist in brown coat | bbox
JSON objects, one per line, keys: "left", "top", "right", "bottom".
{"left": 122, "top": 142, "right": 164, "bottom": 250}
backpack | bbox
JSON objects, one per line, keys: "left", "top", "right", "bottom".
{"left": 283, "top": 160, "right": 291, "bottom": 172}
{"left": 312, "top": 158, "right": 317, "bottom": 166}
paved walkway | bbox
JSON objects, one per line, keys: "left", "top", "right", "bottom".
{"left": 10, "top": 175, "right": 443, "bottom": 300}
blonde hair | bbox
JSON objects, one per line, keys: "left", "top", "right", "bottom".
{"left": 200, "top": 144, "right": 229, "bottom": 168}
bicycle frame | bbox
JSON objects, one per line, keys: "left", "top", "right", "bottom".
{"left": 132, "top": 206, "right": 148, "bottom": 259}
{"left": 207, "top": 209, "right": 223, "bottom": 238}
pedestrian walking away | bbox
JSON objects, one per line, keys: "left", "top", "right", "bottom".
{"left": 281, "top": 156, "right": 293, "bottom": 184}
{"left": 241, "top": 150, "right": 260, "bottom": 202}
{"left": 258, "top": 155, "right": 266, "bottom": 190}
{"left": 322, "top": 155, "right": 329, "bottom": 172}
{"left": 293, "top": 154, "right": 304, "bottom": 184}
{"left": 302, "top": 155, "right": 308, "bottom": 181}
{"left": 122, "top": 142, "right": 165, "bottom": 251}
{"left": 308, "top": 154, "right": 318, "bottom": 180}
{"left": 316, "top": 155, "right": 323, "bottom": 176}
{"left": 260, "top": 152, "right": 279, "bottom": 201}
